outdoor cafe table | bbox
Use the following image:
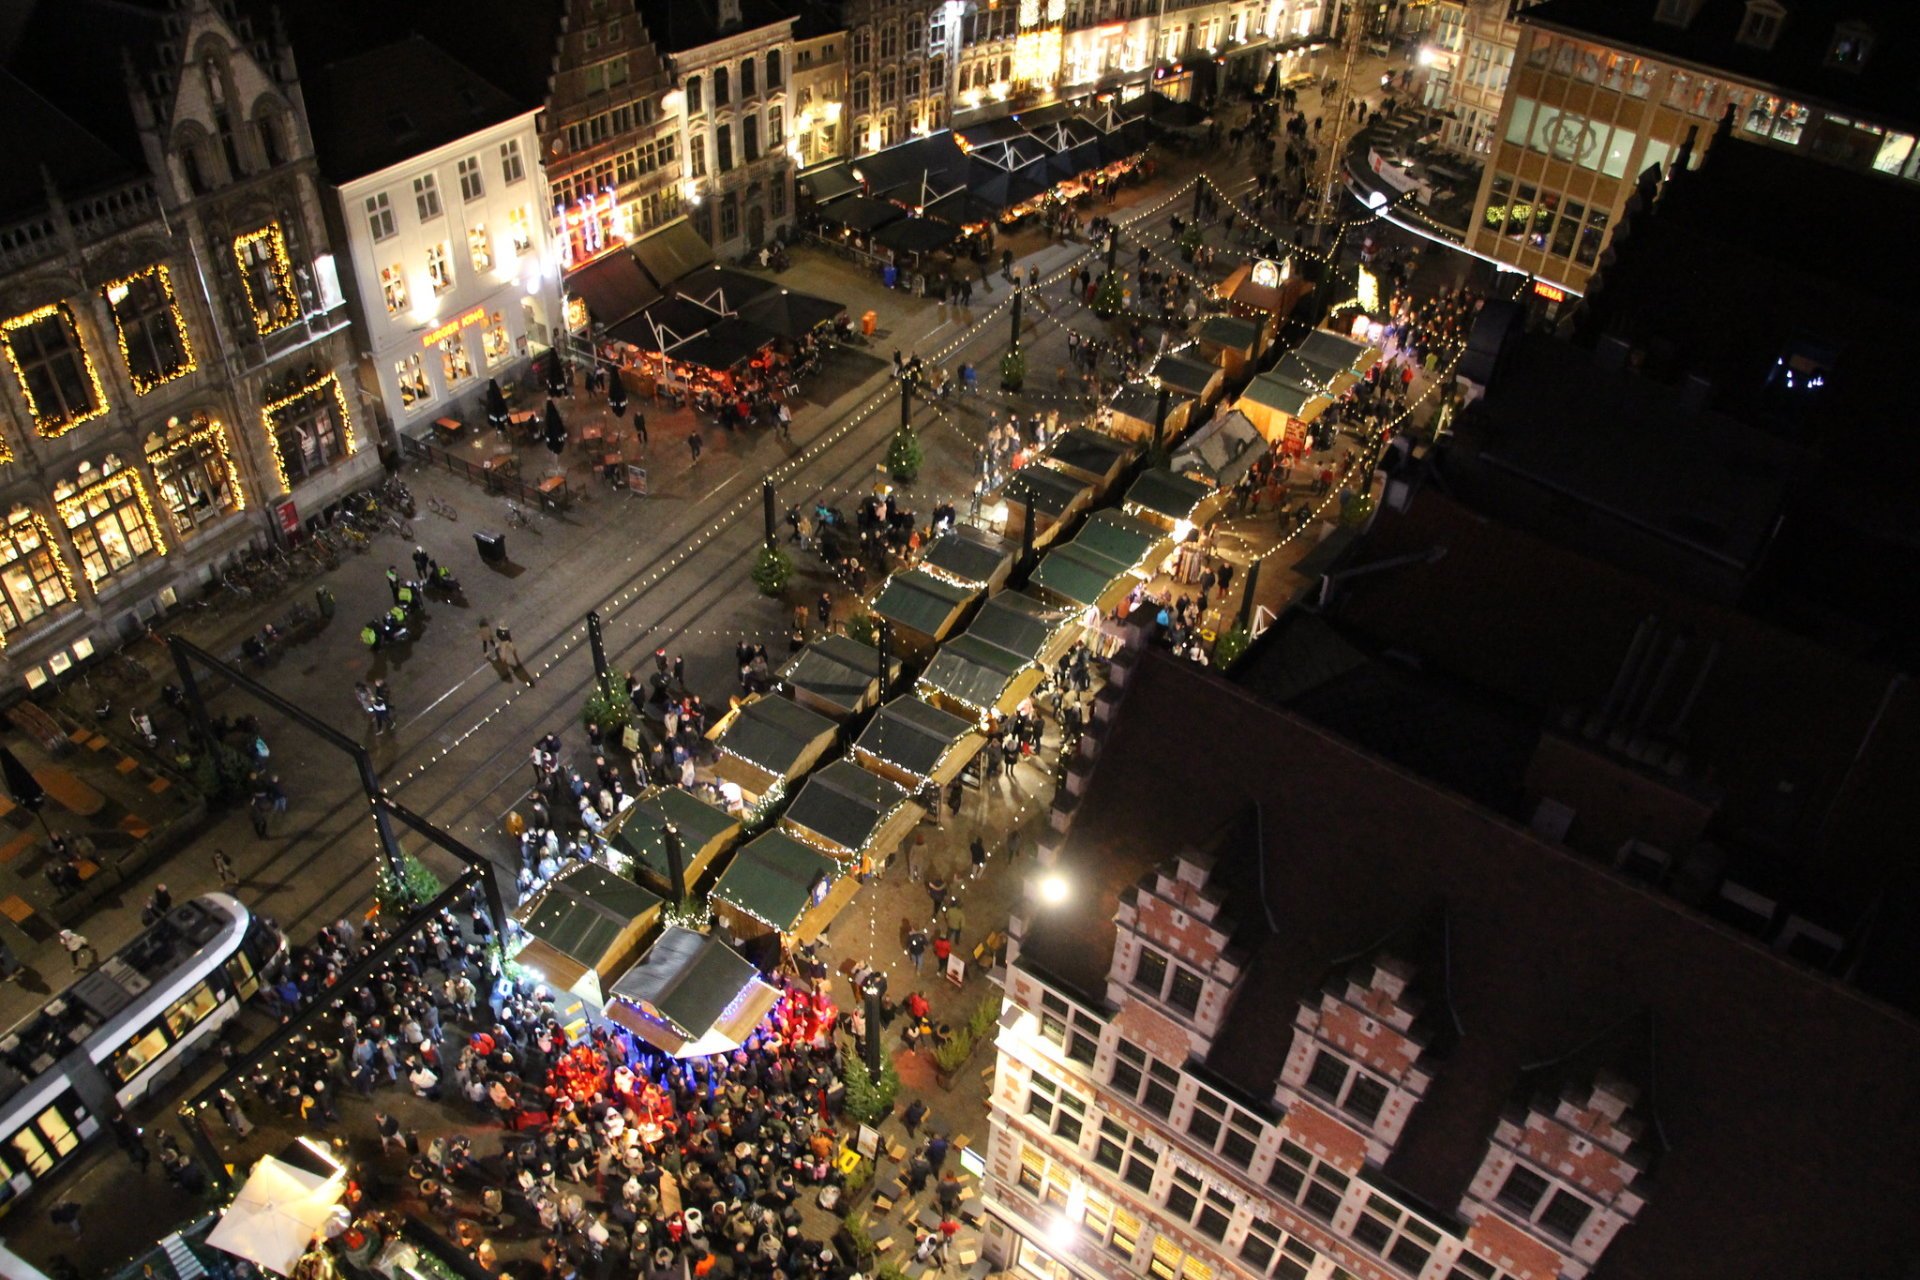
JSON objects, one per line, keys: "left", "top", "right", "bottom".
{"left": 433, "top": 416, "right": 464, "bottom": 445}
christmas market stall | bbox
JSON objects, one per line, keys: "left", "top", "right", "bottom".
{"left": 779, "top": 633, "right": 896, "bottom": 721}
{"left": 869, "top": 567, "right": 981, "bottom": 660}
{"left": 707, "top": 692, "right": 843, "bottom": 810}
{"left": 1235, "top": 371, "right": 1333, "bottom": 449}
{"left": 851, "top": 694, "right": 985, "bottom": 793}
{"left": 994, "top": 463, "right": 1095, "bottom": 549}
{"left": 1171, "top": 408, "right": 1266, "bottom": 491}
{"left": 604, "top": 926, "right": 781, "bottom": 1058}
{"left": 509, "top": 863, "right": 663, "bottom": 1008}
{"left": 779, "top": 759, "right": 918, "bottom": 866}
{"left": 1123, "top": 465, "right": 1225, "bottom": 535}
{"left": 1217, "top": 258, "right": 1313, "bottom": 324}
{"left": 1194, "top": 313, "right": 1270, "bottom": 380}
{"left": 1044, "top": 426, "right": 1138, "bottom": 497}
{"left": 1292, "top": 327, "right": 1381, "bottom": 387}
{"left": 964, "top": 588, "right": 1081, "bottom": 672}
{"left": 605, "top": 786, "right": 743, "bottom": 898}
{"left": 918, "top": 631, "right": 1045, "bottom": 723}
{"left": 919, "top": 525, "right": 1017, "bottom": 594}
{"left": 1107, "top": 380, "right": 1197, "bottom": 445}
{"left": 711, "top": 829, "right": 854, "bottom": 947}
{"left": 1031, "top": 510, "right": 1171, "bottom": 615}
{"left": 1150, "top": 351, "right": 1227, "bottom": 408}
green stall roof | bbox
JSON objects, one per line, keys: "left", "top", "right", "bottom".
{"left": 606, "top": 925, "right": 759, "bottom": 1038}
{"left": 517, "top": 864, "right": 661, "bottom": 965}
{"left": 712, "top": 830, "right": 841, "bottom": 931}
{"left": 715, "top": 694, "right": 840, "bottom": 776}
{"left": 855, "top": 695, "right": 979, "bottom": 780}
{"left": 871, "top": 568, "right": 978, "bottom": 638}
{"left": 1196, "top": 314, "right": 1264, "bottom": 353}
{"left": 1032, "top": 542, "right": 1134, "bottom": 608}
{"left": 783, "top": 760, "right": 911, "bottom": 853}
{"left": 1076, "top": 510, "right": 1168, "bottom": 570}
{"left": 779, "top": 634, "right": 889, "bottom": 712}
{"left": 609, "top": 788, "right": 739, "bottom": 882}
{"left": 920, "top": 632, "right": 1032, "bottom": 711}
{"left": 1005, "top": 464, "right": 1092, "bottom": 517}
{"left": 1046, "top": 427, "right": 1135, "bottom": 480}
{"left": 1125, "top": 468, "right": 1214, "bottom": 523}
{"left": 966, "top": 590, "right": 1073, "bottom": 664}
{"left": 921, "top": 527, "right": 1015, "bottom": 587}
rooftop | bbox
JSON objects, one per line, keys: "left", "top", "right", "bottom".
{"left": 1025, "top": 651, "right": 1920, "bottom": 1278}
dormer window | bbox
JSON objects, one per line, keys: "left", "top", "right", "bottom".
{"left": 1827, "top": 21, "right": 1872, "bottom": 69}
{"left": 1737, "top": 0, "right": 1785, "bottom": 50}
{"left": 1496, "top": 1164, "right": 1597, "bottom": 1242}
{"left": 1653, "top": 0, "right": 1699, "bottom": 26}
{"left": 1302, "top": 1048, "right": 1389, "bottom": 1125}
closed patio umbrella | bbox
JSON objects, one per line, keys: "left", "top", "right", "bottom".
{"left": 608, "top": 373, "right": 629, "bottom": 419}
{"left": 485, "top": 378, "right": 509, "bottom": 431}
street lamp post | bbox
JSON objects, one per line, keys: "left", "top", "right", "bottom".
{"left": 762, "top": 477, "right": 778, "bottom": 548}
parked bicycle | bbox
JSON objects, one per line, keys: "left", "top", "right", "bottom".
{"left": 504, "top": 500, "right": 531, "bottom": 529}
{"left": 426, "top": 494, "right": 458, "bottom": 521}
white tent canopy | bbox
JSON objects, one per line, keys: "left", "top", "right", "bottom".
{"left": 206, "top": 1153, "right": 346, "bottom": 1277}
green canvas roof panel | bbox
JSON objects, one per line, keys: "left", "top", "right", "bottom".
{"left": 519, "top": 864, "right": 661, "bottom": 965}
{"left": 1196, "top": 314, "right": 1263, "bottom": 352}
{"left": 921, "top": 632, "right": 1030, "bottom": 710}
{"left": 1272, "top": 351, "right": 1347, "bottom": 392}
{"left": 871, "top": 569, "right": 978, "bottom": 636}
{"left": 780, "top": 634, "right": 887, "bottom": 711}
{"left": 921, "top": 527, "right": 1015, "bottom": 586}
{"left": 1125, "top": 468, "right": 1214, "bottom": 522}
{"left": 713, "top": 830, "right": 840, "bottom": 930}
{"left": 965, "top": 590, "right": 1073, "bottom": 663}
{"left": 1295, "top": 328, "right": 1376, "bottom": 375}
{"left": 1242, "top": 372, "right": 1330, "bottom": 418}
{"left": 1032, "top": 542, "right": 1133, "bottom": 607}
{"left": 784, "top": 760, "right": 910, "bottom": 852}
{"left": 716, "top": 694, "right": 839, "bottom": 775}
{"left": 1047, "top": 427, "right": 1135, "bottom": 478}
{"left": 856, "top": 695, "right": 978, "bottom": 779}
{"left": 1006, "top": 464, "right": 1092, "bottom": 516}
{"left": 607, "top": 925, "right": 758, "bottom": 1037}
{"left": 1152, "top": 353, "right": 1222, "bottom": 399}
{"left": 1076, "top": 510, "right": 1167, "bottom": 569}
{"left": 611, "top": 789, "right": 738, "bottom": 881}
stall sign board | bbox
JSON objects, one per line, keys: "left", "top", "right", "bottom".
{"left": 273, "top": 498, "right": 299, "bottom": 539}
{"left": 627, "top": 465, "right": 650, "bottom": 495}
{"left": 857, "top": 1125, "right": 882, "bottom": 1160}
{"left": 945, "top": 953, "right": 967, "bottom": 988}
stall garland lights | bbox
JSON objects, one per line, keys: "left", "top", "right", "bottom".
{"left": 390, "top": 172, "right": 1202, "bottom": 793}
{"left": 104, "top": 264, "right": 196, "bottom": 396}
{"left": 2, "top": 303, "right": 111, "bottom": 438}
{"left": 147, "top": 416, "right": 247, "bottom": 513}
{"left": 55, "top": 468, "right": 168, "bottom": 586}
{"left": 260, "top": 372, "right": 357, "bottom": 494}
{"left": 233, "top": 224, "right": 301, "bottom": 336}
{"left": 0, "top": 508, "right": 76, "bottom": 653}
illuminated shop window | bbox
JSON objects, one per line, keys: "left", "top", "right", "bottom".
{"left": 263, "top": 372, "right": 355, "bottom": 489}
{"left": 144, "top": 414, "right": 244, "bottom": 537}
{"left": 483, "top": 312, "right": 511, "bottom": 368}
{"left": 440, "top": 334, "right": 474, "bottom": 387}
{"left": 395, "top": 352, "right": 431, "bottom": 407}
{"left": 469, "top": 224, "right": 494, "bottom": 273}
{"left": 381, "top": 265, "right": 410, "bottom": 316}
{"left": 509, "top": 207, "right": 536, "bottom": 255}
{"left": 54, "top": 459, "right": 166, "bottom": 586}
{"left": 0, "top": 505, "right": 75, "bottom": 647}
{"left": 233, "top": 223, "right": 300, "bottom": 334}
{"left": 104, "top": 266, "right": 195, "bottom": 394}
{"left": 2, "top": 303, "right": 109, "bottom": 436}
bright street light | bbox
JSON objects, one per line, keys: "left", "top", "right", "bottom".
{"left": 1038, "top": 873, "right": 1069, "bottom": 905}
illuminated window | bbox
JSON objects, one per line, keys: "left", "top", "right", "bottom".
{"left": 144, "top": 415, "right": 243, "bottom": 537}
{"left": 366, "top": 192, "right": 397, "bottom": 240}
{"left": 441, "top": 334, "right": 474, "bottom": 387}
{"left": 414, "top": 173, "right": 443, "bottom": 220}
{"left": 501, "top": 138, "right": 527, "bottom": 183}
{"left": 0, "top": 506, "right": 74, "bottom": 645}
{"left": 233, "top": 224, "right": 299, "bottom": 334}
{"left": 2, "top": 303, "right": 109, "bottom": 435}
{"left": 381, "top": 264, "right": 410, "bottom": 316}
{"left": 395, "top": 352, "right": 430, "bottom": 407}
{"left": 509, "top": 206, "right": 536, "bottom": 255}
{"left": 469, "top": 224, "right": 493, "bottom": 272}
{"left": 164, "top": 981, "right": 221, "bottom": 1037}
{"left": 102, "top": 266, "right": 194, "bottom": 395}
{"left": 483, "top": 312, "right": 511, "bottom": 367}
{"left": 1079, "top": 1190, "right": 1140, "bottom": 1260}
{"left": 264, "top": 372, "right": 353, "bottom": 487}
{"left": 9, "top": 1104, "right": 83, "bottom": 1175}
{"left": 426, "top": 242, "right": 455, "bottom": 293}
{"left": 112, "top": 1025, "right": 172, "bottom": 1083}
{"left": 55, "top": 463, "right": 165, "bottom": 586}
{"left": 457, "top": 154, "right": 485, "bottom": 202}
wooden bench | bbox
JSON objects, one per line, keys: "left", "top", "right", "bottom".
{"left": 0, "top": 895, "right": 35, "bottom": 924}
{"left": 0, "top": 832, "right": 37, "bottom": 864}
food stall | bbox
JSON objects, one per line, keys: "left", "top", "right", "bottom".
{"left": 779, "top": 759, "right": 918, "bottom": 865}
{"left": 917, "top": 633, "right": 1044, "bottom": 723}
{"left": 711, "top": 830, "right": 851, "bottom": 947}
{"left": 919, "top": 526, "right": 1017, "bottom": 593}
{"left": 851, "top": 695, "right": 985, "bottom": 793}
{"left": 869, "top": 567, "right": 982, "bottom": 660}
{"left": 707, "top": 693, "right": 842, "bottom": 810}
{"left": 604, "top": 926, "right": 781, "bottom": 1058}
{"left": 509, "top": 863, "right": 663, "bottom": 1009}
{"left": 778, "top": 633, "right": 897, "bottom": 721}
{"left": 996, "top": 463, "right": 1095, "bottom": 549}
{"left": 1194, "top": 314, "right": 1271, "bottom": 380}
{"left": 605, "top": 787, "right": 743, "bottom": 897}
{"left": 1235, "top": 371, "right": 1333, "bottom": 450}
{"left": 1044, "top": 426, "right": 1138, "bottom": 497}
{"left": 1123, "top": 466, "right": 1226, "bottom": 534}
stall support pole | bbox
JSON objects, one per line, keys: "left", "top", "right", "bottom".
{"left": 863, "top": 979, "right": 886, "bottom": 1076}
{"left": 1106, "top": 228, "right": 1119, "bottom": 273}
{"left": 588, "top": 609, "right": 610, "bottom": 691}
{"left": 1237, "top": 558, "right": 1262, "bottom": 633}
{"left": 1193, "top": 180, "right": 1205, "bottom": 223}
{"left": 1010, "top": 286, "right": 1024, "bottom": 349}
{"left": 763, "top": 478, "right": 778, "bottom": 549}
{"left": 877, "top": 619, "right": 894, "bottom": 703}
{"left": 1152, "top": 382, "right": 1172, "bottom": 455}
{"left": 899, "top": 372, "right": 913, "bottom": 433}
{"left": 662, "top": 819, "right": 688, "bottom": 905}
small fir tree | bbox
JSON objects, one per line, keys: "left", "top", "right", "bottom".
{"left": 1091, "top": 271, "right": 1126, "bottom": 317}
{"left": 751, "top": 543, "right": 794, "bottom": 597}
{"left": 885, "top": 424, "right": 923, "bottom": 483}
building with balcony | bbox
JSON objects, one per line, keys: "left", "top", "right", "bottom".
{"left": 1465, "top": 0, "right": 1920, "bottom": 292}
{"left": 0, "top": 0, "right": 369, "bottom": 682}
{"left": 846, "top": 0, "right": 958, "bottom": 156}
{"left": 1416, "top": 0, "right": 1538, "bottom": 158}
{"left": 791, "top": 19, "right": 851, "bottom": 168}
{"left": 299, "top": 36, "right": 560, "bottom": 434}
{"left": 980, "top": 650, "right": 1920, "bottom": 1280}
{"left": 641, "top": 0, "right": 798, "bottom": 253}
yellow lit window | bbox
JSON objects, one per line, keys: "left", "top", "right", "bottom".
{"left": 0, "top": 506, "right": 74, "bottom": 648}
{"left": 483, "top": 312, "right": 511, "bottom": 368}
{"left": 263, "top": 372, "right": 355, "bottom": 489}
{"left": 2, "top": 303, "right": 109, "bottom": 436}
{"left": 395, "top": 352, "right": 430, "bottom": 407}
{"left": 55, "top": 464, "right": 165, "bottom": 586}
{"left": 469, "top": 224, "right": 493, "bottom": 273}
{"left": 426, "top": 242, "right": 455, "bottom": 293}
{"left": 1150, "top": 1237, "right": 1184, "bottom": 1280}
{"left": 233, "top": 223, "right": 300, "bottom": 335}
{"left": 381, "top": 264, "right": 409, "bottom": 316}
{"left": 111, "top": 1025, "right": 171, "bottom": 1083}
{"left": 440, "top": 334, "right": 473, "bottom": 386}
{"left": 164, "top": 981, "right": 221, "bottom": 1037}
{"left": 103, "top": 266, "right": 194, "bottom": 394}
{"left": 509, "top": 206, "right": 535, "bottom": 255}
{"left": 144, "top": 415, "right": 244, "bottom": 538}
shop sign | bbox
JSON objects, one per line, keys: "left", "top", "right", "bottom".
{"left": 273, "top": 497, "right": 299, "bottom": 537}
{"left": 421, "top": 306, "right": 487, "bottom": 349}
{"left": 1533, "top": 281, "right": 1567, "bottom": 302}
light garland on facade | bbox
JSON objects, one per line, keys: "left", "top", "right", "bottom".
{"left": 0, "top": 507, "right": 76, "bottom": 653}
{"left": 103, "top": 264, "right": 196, "bottom": 395}
{"left": 54, "top": 468, "right": 168, "bottom": 586}
{"left": 260, "top": 372, "right": 357, "bottom": 493}
{"left": 2, "top": 303, "right": 110, "bottom": 438}
{"left": 233, "top": 223, "right": 300, "bottom": 336}
{"left": 146, "top": 414, "right": 247, "bottom": 513}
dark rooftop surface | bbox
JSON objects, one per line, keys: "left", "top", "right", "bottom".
{"left": 782, "top": 760, "right": 908, "bottom": 852}
{"left": 607, "top": 925, "right": 757, "bottom": 1035}
{"left": 302, "top": 35, "right": 528, "bottom": 184}
{"left": 635, "top": 0, "right": 791, "bottom": 55}
{"left": 1525, "top": 0, "right": 1920, "bottom": 132}
{"left": 1029, "top": 651, "right": 1920, "bottom": 1280}
{"left": 854, "top": 695, "right": 977, "bottom": 779}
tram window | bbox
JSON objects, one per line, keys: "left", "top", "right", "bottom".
{"left": 34, "top": 1105, "right": 79, "bottom": 1158}
{"left": 11, "top": 1128, "right": 51, "bottom": 1176}
{"left": 112, "top": 1024, "right": 171, "bottom": 1083}
{"left": 165, "top": 981, "right": 220, "bottom": 1037}
{"left": 226, "top": 950, "right": 258, "bottom": 998}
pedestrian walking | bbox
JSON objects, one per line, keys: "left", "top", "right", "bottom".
{"left": 903, "top": 1098, "right": 928, "bottom": 1136}
{"left": 211, "top": 848, "right": 238, "bottom": 890}
{"left": 57, "top": 929, "right": 94, "bottom": 970}
{"left": 634, "top": 409, "right": 648, "bottom": 447}
{"left": 906, "top": 927, "right": 929, "bottom": 972}
{"left": 496, "top": 626, "right": 535, "bottom": 685}
{"left": 370, "top": 682, "right": 393, "bottom": 735}
{"left": 688, "top": 431, "right": 703, "bottom": 463}
{"left": 385, "top": 565, "right": 401, "bottom": 602}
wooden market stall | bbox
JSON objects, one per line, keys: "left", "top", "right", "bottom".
{"left": 603, "top": 926, "right": 781, "bottom": 1058}
{"left": 710, "top": 829, "right": 854, "bottom": 947}
{"left": 869, "top": 568, "right": 981, "bottom": 660}
{"left": 851, "top": 694, "right": 986, "bottom": 793}
{"left": 1044, "top": 427, "right": 1137, "bottom": 496}
{"left": 1171, "top": 409, "right": 1267, "bottom": 491}
{"left": 1193, "top": 314, "right": 1271, "bottom": 380}
{"left": 606, "top": 787, "right": 743, "bottom": 897}
{"left": 918, "top": 632, "right": 1046, "bottom": 722}
{"left": 919, "top": 526, "right": 1017, "bottom": 593}
{"left": 511, "top": 864, "right": 663, "bottom": 1008}
{"left": 1108, "top": 382, "right": 1196, "bottom": 445}
{"left": 708, "top": 693, "right": 842, "bottom": 807}
{"left": 1030, "top": 541, "right": 1141, "bottom": 614}
{"left": 1235, "top": 372, "right": 1334, "bottom": 447}
{"left": 779, "top": 759, "right": 919, "bottom": 865}
{"left": 1123, "top": 466, "right": 1226, "bottom": 534}
{"left": 778, "top": 634, "right": 896, "bottom": 721}
{"left": 997, "top": 463, "right": 1095, "bottom": 549}
{"left": 964, "top": 589, "right": 1080, "bottom": 672}
{"left": 1151, "top": 352, "right": 1227, "bottom": 408}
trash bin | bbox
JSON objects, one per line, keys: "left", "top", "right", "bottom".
{"left": 474, "top": 530, "right": 507, "bottom": 565}
{"left": 861, "top": 309, "right": 878, "bottom": 336}
{"left": 315, "top": 585, "right": 335, "bottom": 619}
{"left": 882, "top": 265, "right": 898, "bottom": 290}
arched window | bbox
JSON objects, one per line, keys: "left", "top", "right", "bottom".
{"left": 686, "top": 75, "right": 703, "bottom": 112}
{"left": 255, "top": 105, "right": 286, "bottom": 168}
{"left": 741, "top": 57, "right": 756, "bottom": 97}
{"left": 766, "top": 49, "right": 783, "bottom": 89}
{"left": 714, "top": 66, "right": 730, "bottom": 106}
